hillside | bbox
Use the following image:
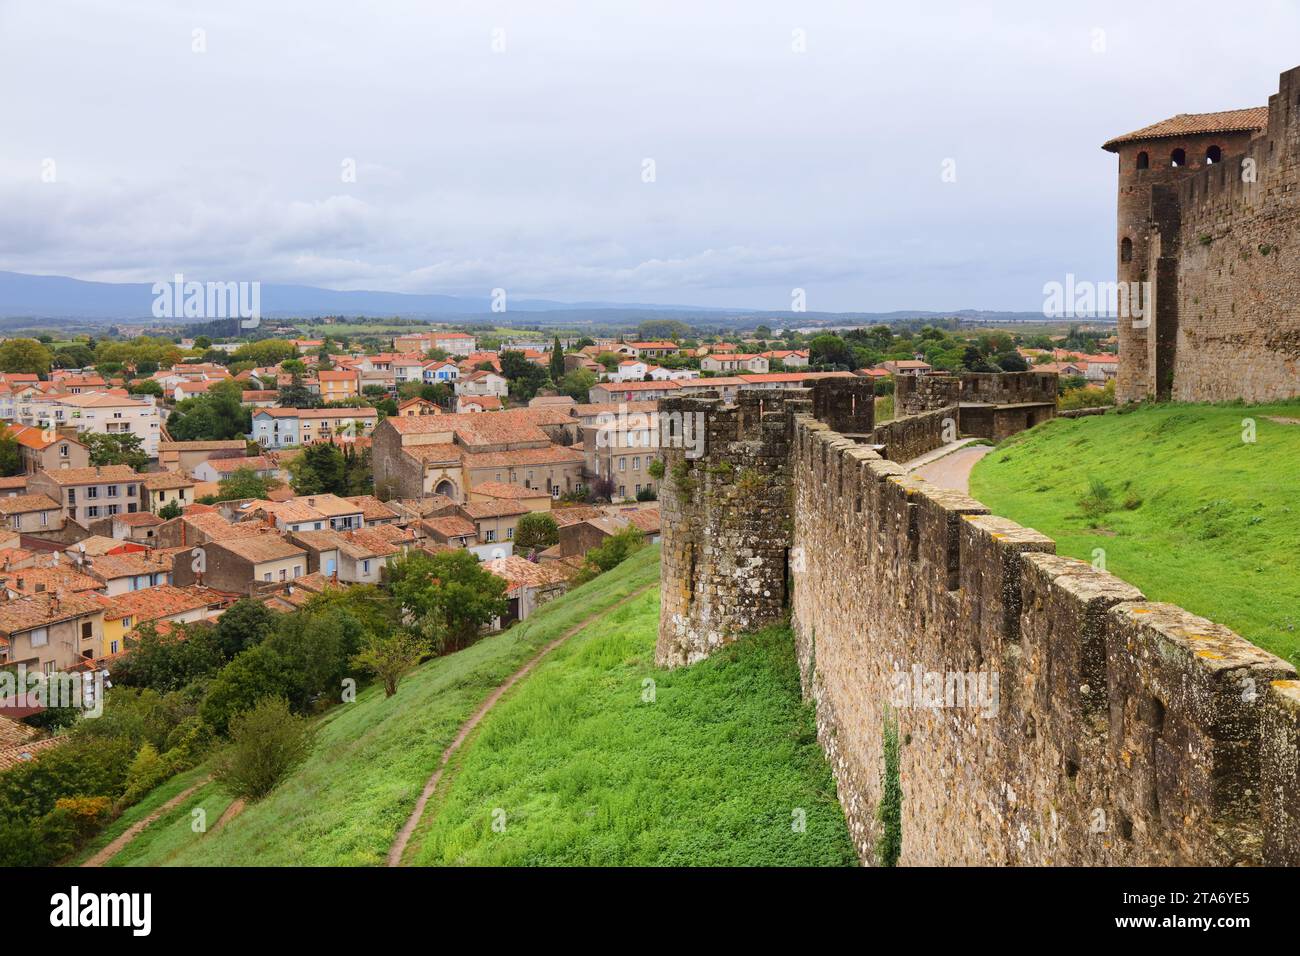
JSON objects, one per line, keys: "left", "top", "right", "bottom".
{"left": 80, "top": 547, "right": 663, "bottom": 866}
{"left": 404, "top": 592, "right": 855, "bottom": 866}
{"left": 970, "top": 401, "right": 1300, "bottom": 667}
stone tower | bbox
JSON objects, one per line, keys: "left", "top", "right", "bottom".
{"left": 1103, "top": 108, "right": 1265, "bottom": 402}
{"left": 655, "top": 379, "right": 874, "bottom": 668}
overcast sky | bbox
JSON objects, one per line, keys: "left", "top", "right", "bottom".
{"left": 1, "top": 0, "right": 1297, "bottom": 312}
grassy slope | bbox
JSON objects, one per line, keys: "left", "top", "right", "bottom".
{"left": 407, "top": 591, "right": 856, "bottom": 866}
{"left": 969, "top": 402, "right": 1300, "bottom": 666}
{"left": 103, "top": 546, "right": 662, "bottom": 867}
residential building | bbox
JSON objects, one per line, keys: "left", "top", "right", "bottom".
{"left": 620, "top": 341, "right": 680, "bottom": 359}
{"left": 483, "top": 555, "right": 572, "bottom": 623}
{"left": 141, "top": 471, "right": 196, "bottom": 514}
{"left": 318, "top": 368, "right": 360, "bottom": 401}
{"left": 98, "top": 585, "right": 223, "bottom": 658}
{"left": 455, "top": 395, "right": 503, "bottom": 413}
{"left": 0, "top": 425, "right": 89, "bottom": 474}
{"left": 250, "top": 408, "right": 378, "bottom": 448}
{"left": 397, "top": 397, "right": 441, "bottom": 417}
{"left": 228, "top": 494, "right": 365, "bottom": 534}
{"left": 158, "top": 440, "right": 248, "bottom": 475}
{"left": 587, "top": 380, "right": 683, "bottom": 404}
{"left": 171, "top": 534, "right": 309, "bottom": 593}
{"left": 699, "top": 353, "right": 769, "bottom": 374}
{"left": 191, "top": 455, "right": 281, "bottom": 484}
{"left": 880, "top": 360, "right": 933, "bottom": 376}
{"left": 0, "top": 494, "right": 63, "bottom": 535}
{"left": 28, "top": 466, "right": 142, "bottom": 525}
{"left": 0, "top": 592, "right": 105, "bottom": 672}
{"left": 17, "top": 393, "right": 162, "bottom": 457}
{"left": 455, "top": 369, "right": 509, "bottom": 398}
{"left": 74, "top": 549, "right": 173, "bottom": 596}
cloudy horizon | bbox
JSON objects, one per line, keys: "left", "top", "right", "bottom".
{"left": 2, "top": 0, "right": 1297, "bottom": 313}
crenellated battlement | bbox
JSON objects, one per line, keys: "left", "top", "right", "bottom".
{"left": 658, "top": 378, "right": 1300, "bottom": 865}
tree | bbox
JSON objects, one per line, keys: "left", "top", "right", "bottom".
{"left": 157, "top": 500, "right": 183, "bottom": 521}
{"left": 635, "top": 319, "right": 690, "bottom": 341}
{"left": 230, "top": 339, "right": 297, "bottom": 367}
{"left": 52, "top": 344, "right": 95, "bottom": 369}
{"left": 212, "top": 598, "right": 277, "bottom": 658}
{"left": 548, "top": 336, "right": 565, "bottom": 383}
{"left": 278, "top": 376, "right": 319, "bottom": 409}
{"left": 217, "top": 467, "right": 276, "bottom": 502}
{"left": 83, "top": 432, "right": 148, "bottom": 471}
{"left": 386, "top": 550, "right": 508, "bottom": 654}
{"left": 0, "top": 339, "right": 52, "bottom": 375}
{"left": 351, "top": 631, "right": 430, "bottom": 697}
{"left": 193, "top": 336, "right": 212, "bottom": 350}
{"left": 596, "top": 352, "right": 621, "bottom": 372}
{"left": 499, "top": 350, "right": 549, "bottom": 402}
{"left": 996, "top": 352, "right": 1029, "bottom": 372}
{"left": 809, "top": 334, "right": 854, "bottom": 369}
{"left": 289, "top": 442, "right": 347, "bottom": 495}
{"left": 558, "top": 368, "right": 596, "bottom": 401}
{"left": 167, "top": 379, "right": 250, "bottom": 441}
{"left": 127, "top": 378, "right": 163, "bottom": 398}
{"left": 515, "top": 512, "right": 559, "bottom": 551}
{"left": 0, "top": 433, "right": 21, "bottom": 478}
{"left": 211, "top": 698, "right": 314, "bottom": 801}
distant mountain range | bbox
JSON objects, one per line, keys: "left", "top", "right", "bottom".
{"left": 0, "top": 270, "right": 1095, "bottom": 329}
{"left": 0, "top": 271, "right": 733, "bottom": 320}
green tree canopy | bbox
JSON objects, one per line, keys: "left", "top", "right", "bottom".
{"left": 387, "top": 549, "right": 508, "bottom": 654}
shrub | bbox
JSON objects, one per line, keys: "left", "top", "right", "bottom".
{"left": 121, "top": 743, "right": 169, "bottom": 805}
{"left": 573, "top": 527, "right": 646, "bottom": 585}
{"left": 211, "top": 698, "right": 315, "bottom": 801}
{"left": 1077, "top": 477, "right": 1115, "bottom": 522}
{"left": 876, "top": 711, "right": 902, "bottom": 866}
{"left": 351, "top": 631, "right": 431, "bottom": 698}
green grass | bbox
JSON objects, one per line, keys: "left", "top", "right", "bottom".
{"left": 407, "top": 591, "right": 856, "bottom": 866}
{"left": 68, "top": 766, "right": 211, "bottom": 865}
{"left": 101, "top": 546, "right": 662, "bottom": 866}
{"left": 969, "top": 401, "right": 1300, "bottom": 666}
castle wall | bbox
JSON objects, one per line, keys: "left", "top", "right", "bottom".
{"left": 658, "top": 380, "right": 1300, "bottom": 865}
{"left": 790, "top": 414, "right": 1298, "bottom": 865}
{"left": 1114, "top": 66, "right": 1300, "bottom": 403}
{"left": 1165, "top": 69, "right": 1300, "bottom": 402}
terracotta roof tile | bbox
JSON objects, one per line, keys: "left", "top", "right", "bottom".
{"left": 1102, "top": 107, "right": 1268, "bottom": 151}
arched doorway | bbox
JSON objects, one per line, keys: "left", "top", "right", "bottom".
{"left": 434, "top": 479, "right": 457, "bottom": 499}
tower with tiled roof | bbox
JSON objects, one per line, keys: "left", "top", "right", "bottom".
{"left": 1103, "top": 107, "right": 1267, "bottom": 401}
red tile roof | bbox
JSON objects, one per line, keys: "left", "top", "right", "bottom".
{"left": 1102, "top": 107, "right": 1268, "bottom": 151}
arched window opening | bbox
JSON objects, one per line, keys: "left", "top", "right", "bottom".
{"left": 1171, "top": 148, "right": 1186, "bottom": 167}
{"left": 1120, "top": 237, "right": 1133, "bottom": 263}
{"left": 1136, "top": 151, "right": 1149, "bottom": 171}
{"left": 434, "top": 478, "right": 456, "bottom": 498}
{"left": 1206, "top": 145, "right": 1222, "bottom": 165}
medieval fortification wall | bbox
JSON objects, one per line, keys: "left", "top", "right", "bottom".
{"left": 656, "top": 378, "right": 1300, "bottom": 865}
{"left": 1114, "top": 65, "right": 1300, "bottom": 403}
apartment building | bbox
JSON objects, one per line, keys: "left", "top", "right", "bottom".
{"left": 250, "top": 408, "right": 378, "bottom": 448}
{"left": 28, "top": 466, "right": 142, "bottom": 525}
{"left": 15, "top": 392, "right": 162, "bottom": 458}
